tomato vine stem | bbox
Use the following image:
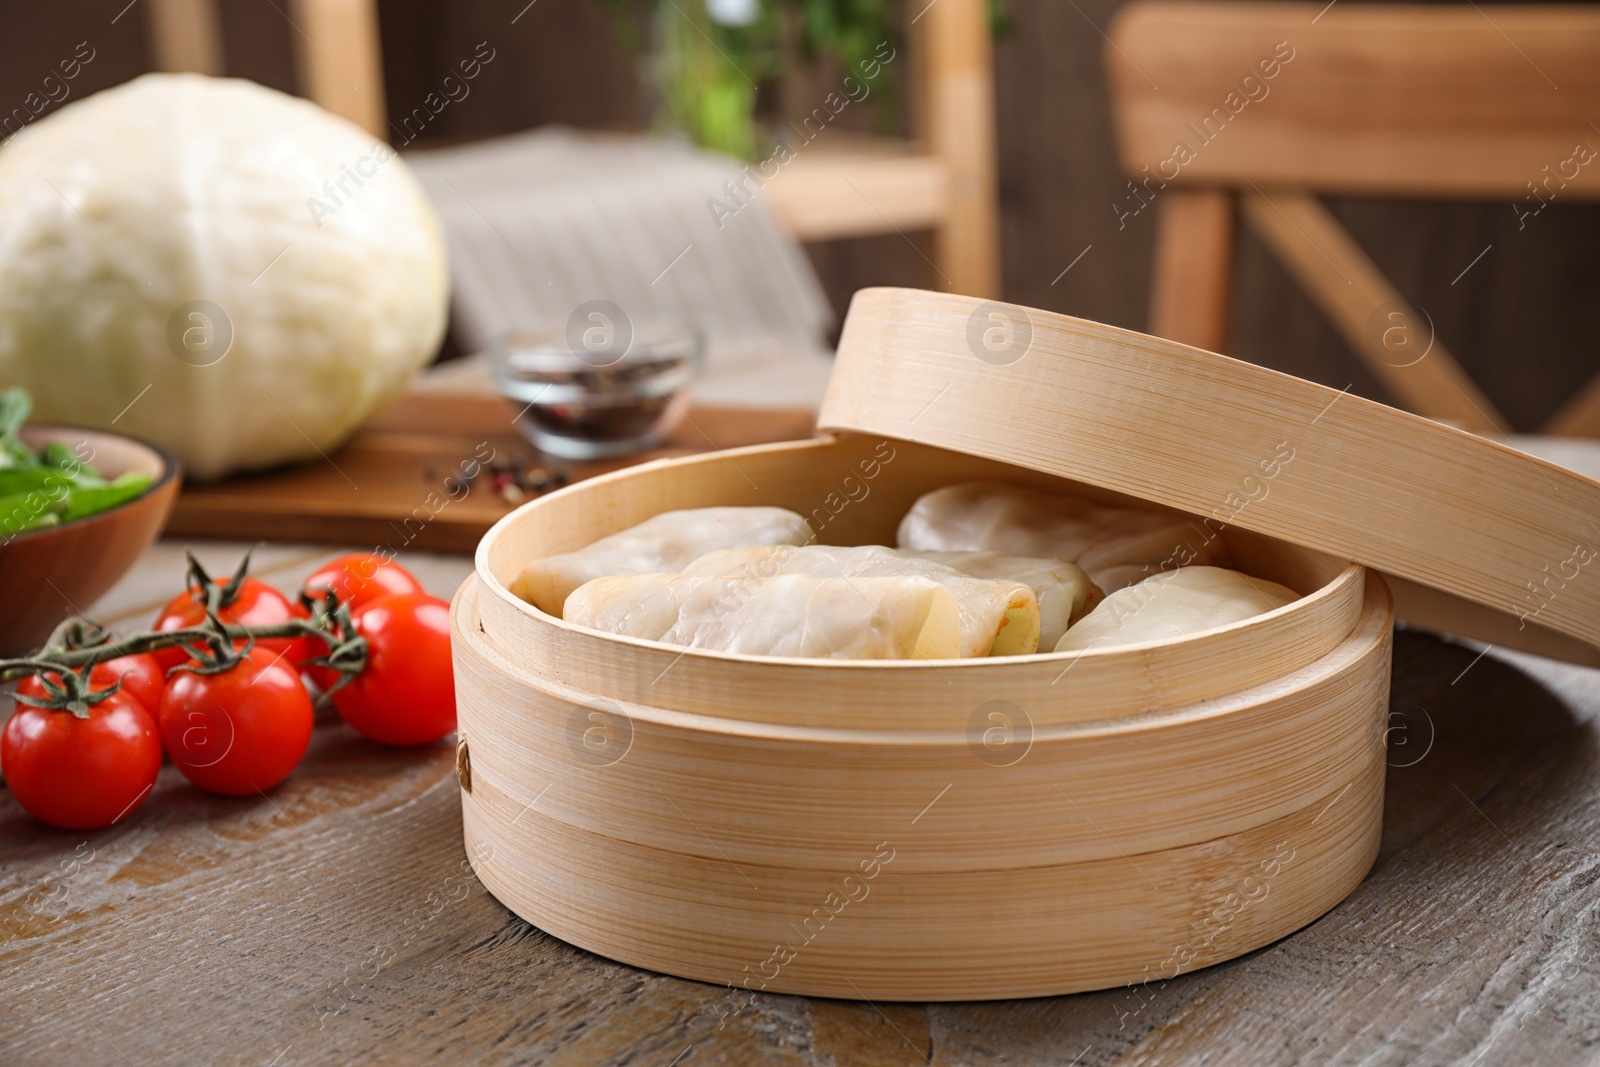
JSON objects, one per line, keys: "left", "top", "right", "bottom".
{"left": 1, "top": 548, "right": 370, "bottom": 714}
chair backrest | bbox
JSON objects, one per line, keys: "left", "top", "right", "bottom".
{"left": 1106, "top": 1, "right": 1600, "bottom": 435}
{"left": 146, "top": 0, "right": 386, "bottom": 137}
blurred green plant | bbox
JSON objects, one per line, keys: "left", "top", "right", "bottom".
{"left": 606, "top": 0, "right": 1006, "bottom": 160}
{"left": 653, "top": 0, "right": 788, "bottom": 161}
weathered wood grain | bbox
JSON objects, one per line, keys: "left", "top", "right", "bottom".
{"left": 4, "top": 542, "right": 1600, "bottom": 1065}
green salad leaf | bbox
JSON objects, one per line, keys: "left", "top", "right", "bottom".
{"left": 40, "top": 440, "right": 83, "bottom": 472}
{"left": 0, "top": 487, "right": 64, "bottom": 533}
{"left": 62, "top": 471, "right": 153, "bottom": 522}
{"left": 0, "top": 387, "right": 155, "bottom": 535}
{"left": 0, "top": 469, "right": 63, "bottom": 496}
{"left": 0, "top": 388, "right": 32, "bottom": 438}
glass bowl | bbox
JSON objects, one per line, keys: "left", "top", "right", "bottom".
{"left": 489, "top": 320, "right": 703, "bottom": 460}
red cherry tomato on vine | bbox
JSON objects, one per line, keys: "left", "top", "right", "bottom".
{"left": 158, "top": 648, "right": 314, "bottom": 796}
{"left": 331, "top": 593, "right": 455, "bottom": 746}
{"left": 151, "top": 578, "right": 308, "bottom": 672}
{"left": 3, "top": 692, "right": 161, "bottom": 830}
{"left": 301, "top": 553, "right": 424, "bottom": 612}
{"left": 17, "top": 654, "right": 165, "bottom": 718}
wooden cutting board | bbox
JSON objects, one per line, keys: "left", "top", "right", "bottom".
{"left": 165, "top": 395, "right": 817, "bottom": 553}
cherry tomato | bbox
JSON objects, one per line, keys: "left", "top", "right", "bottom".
{"left": 151, "top": 578, "right": 307, "bottom": 672}
{"left": 17, "top": 654, "right": 165, "bottom": 718}
{"left": 301, "top": 553, "right": 423, "bottom": 612}
{"left": 158, "top": 648, "right": 314, "bottom": 796}
{"left": 331, "top": 593, "right": 455, "bottom": 746}
{"left": 3, "top": 693, "right": 161, "bottom": 830}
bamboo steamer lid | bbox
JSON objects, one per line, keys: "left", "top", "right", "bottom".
{"left": 819, "top": 288, "right": 1600, "bottom": 666}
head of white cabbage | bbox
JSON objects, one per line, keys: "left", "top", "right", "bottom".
{"left": 0, "top": 73, "right": 449, "bottom": 479}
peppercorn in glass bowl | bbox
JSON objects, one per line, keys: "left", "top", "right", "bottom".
{"left": 489, "top": 319, "right": 703, "bottom": 460}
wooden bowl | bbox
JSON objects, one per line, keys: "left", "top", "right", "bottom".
{"left": 454, "top": 435, "right": 1392, "bottom": 1000}
{"left": 0, "top": 426, "right": 181, "bottom": 655}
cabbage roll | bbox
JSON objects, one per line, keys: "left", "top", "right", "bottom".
{"left": 684, "top": 544, "right": 1040, "bottom": 656}
{"left": 897, "top": 482, "right": 1230, "bottom": 593}
{"left": 909, "top": 550, "right": 1100, "bottom": 650}
{"left": 1054, "top": 566, "right": 1298, "bottom": 652}
{"left": 564, "top": 573, "right": 961, "bottom": 659}
{"left": 515, "top": 506, "right": 812, "bottom": 616}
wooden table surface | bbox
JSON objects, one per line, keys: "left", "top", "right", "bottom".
{"left": 6, "top": 537, "right": 1600, "bottom": 1064}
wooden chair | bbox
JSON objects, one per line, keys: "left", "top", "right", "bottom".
{"left": 145, "top": 0, "right": 999, "bottom": 298}
{"left": 1106, "top": 1, "right": 1600, "bottom": 435}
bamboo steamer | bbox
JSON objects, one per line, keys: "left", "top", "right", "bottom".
{"left": 454, "top": 289, "right": 1600, "bottom": 1000}
{"left": 455, "top": 571, "right": 1387, "bottom": 999}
